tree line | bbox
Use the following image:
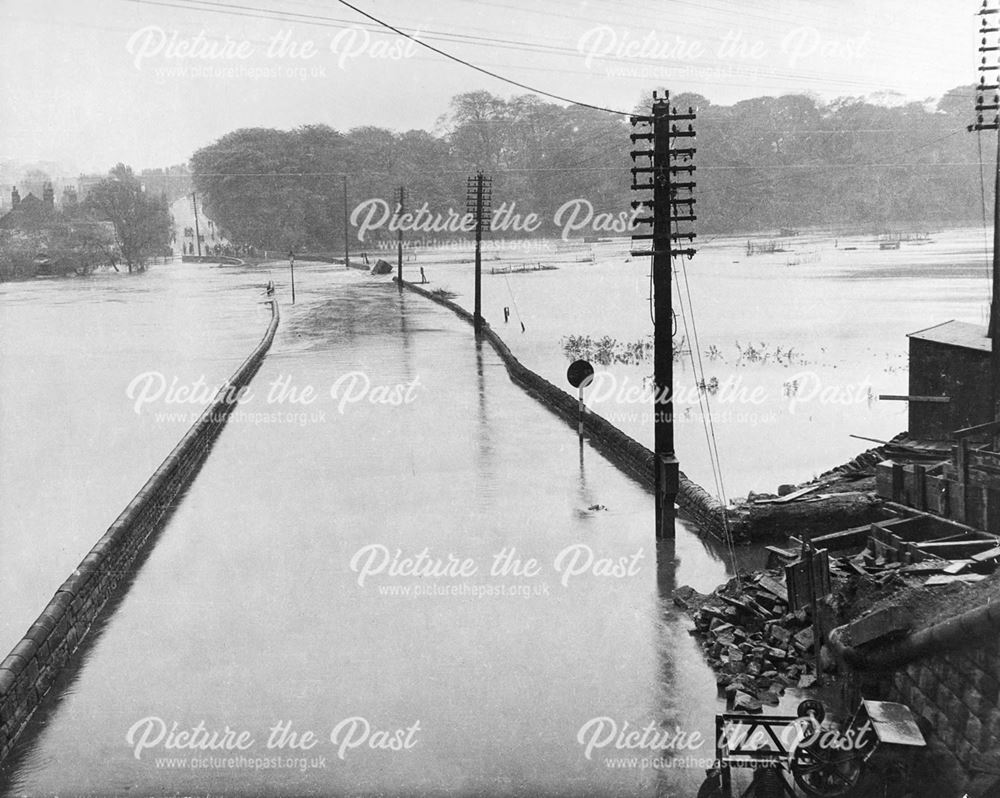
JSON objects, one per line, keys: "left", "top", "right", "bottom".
{"left": 189, "top": 84, "right": 992, "bottom": 252}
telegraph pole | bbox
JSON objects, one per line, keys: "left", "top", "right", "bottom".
{"left": 630, "top": 91, "right": 697, "bottom": 540}
{"left": 396, "top": 185, "right": 405, "bottom": 289}
{"left": 289, "top": 250, "right": 296, "bottom": 304}
{"left": 343, "top": 175, "right": 350, "bottom": 269}
{"left": 466, "top": 171, "right": 492, "bottom": 335}
{"left": 972, "top": 0, "right": 1000, "bottom": 423}
{"left": 191, "top": 192, "right": 202, "bottom": 257}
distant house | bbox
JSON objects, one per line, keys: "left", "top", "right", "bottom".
{"left": 0, "top": 184, "right": 56, "bottom": 231}
{"left": 0, "top": 185, "right": 113, "bottom": 276}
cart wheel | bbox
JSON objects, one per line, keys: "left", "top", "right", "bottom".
{"left": 797, "top": 699, "right": 826, "bottom": 724}
{"left": 790, "top": 743, "right": 862, "bottom": 797}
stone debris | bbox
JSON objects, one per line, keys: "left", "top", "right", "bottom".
{"left": 673, "top": 573, "right": 821, "bottom": 702}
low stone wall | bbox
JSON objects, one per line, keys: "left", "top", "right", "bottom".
{"left": 181, "top": 255, "right": 245, "bottom": 265}
{"left": 0, "top": 299, "right": 280, "bottom": 764}
{"left": 396, "top": 279, "right": 732, "bottom": 540}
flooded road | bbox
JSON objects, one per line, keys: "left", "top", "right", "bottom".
{"left": 1, "top": 263, "right": 741, "bottom": 796}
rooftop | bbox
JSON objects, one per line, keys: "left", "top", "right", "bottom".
{"left": 907, "top": 320, "right": 992, "bottom": 353}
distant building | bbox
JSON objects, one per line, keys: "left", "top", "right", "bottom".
{"left": 76, "top": 174, "right": 104, "bottom": 202}
{"left": 61, "top": 185, "right": 78, "bottom": 208}
{"left": 0, "top": 184, "right": 113, "bottom": 276}
{"left": 0, "top": 184, "right": 56, "bottom": 230}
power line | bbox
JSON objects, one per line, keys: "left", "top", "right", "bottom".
{"left": 330, "top": 0, "right": 635, "bottom": 116}
{"left": 109, "top": 0, "right": 970, "bottom": 102}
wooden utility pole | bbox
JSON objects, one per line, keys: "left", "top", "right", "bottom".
{"left": 343, "top": 175, "right": 350, "bottom": 269}
{"left": 973, "top": 1, "right": 1000, "bottom": 423}
{"left": 289, "top": 250, "right": 296, "bottom": 304}
{"left": 466, "top": 172, "right": 492, "bottom": 335}
{"left": 630, "top": 91, "right": 697, "bottom": 540}
{"left": 396, "top": 185, "right": 405, "bottom": 289}
{"left": 191, "top": 192, "right": 202, "bottom": 257}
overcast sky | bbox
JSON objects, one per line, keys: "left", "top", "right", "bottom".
{"left": 0, "top": 0, "right": 981, "bottom": 176}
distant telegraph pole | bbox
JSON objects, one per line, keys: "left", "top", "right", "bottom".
{"left": 289, "top": 250, "right": 296, "bottom": 304}
{"left": 342, "top": 175, "right": 350, "bottom": 269}
{"left": 630, "top": 90, "right": 697, "bottom": 540}
{"left": 971, "top": 0, "right": 1000, "bottom": 421}
{"left": 466, "top": 171, "right": 493, "bottom": 335}
{"left": 190, "top": 192, "right": 202, "bottom": 257}
{"left": 396, "top": 185, "right": 405, "bottom": 289}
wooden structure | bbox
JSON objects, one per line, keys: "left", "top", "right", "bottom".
{"left": 876, "top": 420, "right": 1000, "bottom": 535}
{"left": 905, "top": 320, "right": 992, "bottom": 441}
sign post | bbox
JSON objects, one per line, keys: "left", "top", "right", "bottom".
{"left": 567, "top": 360, "right": 595, "bottom": 442}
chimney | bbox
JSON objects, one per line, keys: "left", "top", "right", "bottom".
{"left": 11, "top": 187, "right": 20, "bottom": 208}
{"left": 42, "top": 182, "right": 54, "bottom": 208}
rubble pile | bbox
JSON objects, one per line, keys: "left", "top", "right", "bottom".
{"left": 673, "top": 573, "right": 821, "bottom": 713}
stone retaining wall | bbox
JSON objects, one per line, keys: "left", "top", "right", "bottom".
{"left": 397, "top": 279, "right": 732, "bottom": 540}
{"left": 0, "top": 299, "right": 280, "bottom": 764}
{"left": 844, "top": 634, "right": 1000, "bottom": 793}
{"left": 885, "top": 643, "right": 1000, "bottom": 774}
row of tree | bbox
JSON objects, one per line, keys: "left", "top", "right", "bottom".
{"left": 190, "top": 85, "right": 992, "bottom": 251}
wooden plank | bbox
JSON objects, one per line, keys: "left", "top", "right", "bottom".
{"left": 892, "top": 463, "right": 905, "bottom": 503}
{"left": 757, "top": 576, "right": 788, "bottom": 604}
{"left": 900, "top": 560, "right": 949, "bottom": 574}
{"left": 956, "top": 439, "right": 969, "bottom": 523}
{"left": 718, "top": 594, "right": 768, "bottom": 619}
{"left": 914, "top": 464, "right": 927, "bottom": 511}
{"left": 810, "top": 524, "right": 869, "bottom": 550}
{"left": 971, "top": 545, "right": 1000, "bottom": 562}
{"left": 942, "top": 560, "right": 974, "bottom": 575}
{"left": 916, "top": 540, "right": 997, "bottom": 558}
{"left": 954, "top": 420, "right": 1000, "bottom": 439}
{"left": 987, "top": 487, "right": 1000, "bottom": 536}
{"left": 878, "top": 395, "right": 950, "bottom": 403}
{"left": 759, "top": 484, "right": 824, "bottom": 504}
{"left": 924, "top": 574, "right": 988, "bottom": 586}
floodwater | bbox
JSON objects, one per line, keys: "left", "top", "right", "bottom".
{"left": 0, "top": 262, "right": 266, "bottom": 658}
{"left": 408, "top": 229, "right": 992, "bottom": 497}
{"left": 0, "top": 261, "right": 752, "bottom": 796}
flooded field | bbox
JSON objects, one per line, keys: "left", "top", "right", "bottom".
{"left": 400, "top": 229, "right": 991, "bottom": 498}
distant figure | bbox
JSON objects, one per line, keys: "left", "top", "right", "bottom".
{"left": 266, "top": 280, "right": 275, "bottom": 297}
{"left": 503, "top": 306, "right": 510, "bottom": 323}
{"left": 420, "top": 267, "right": 427, "bottom": 284}
{"left": 362, "top": 252, "right": 370, "bottom": 266}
